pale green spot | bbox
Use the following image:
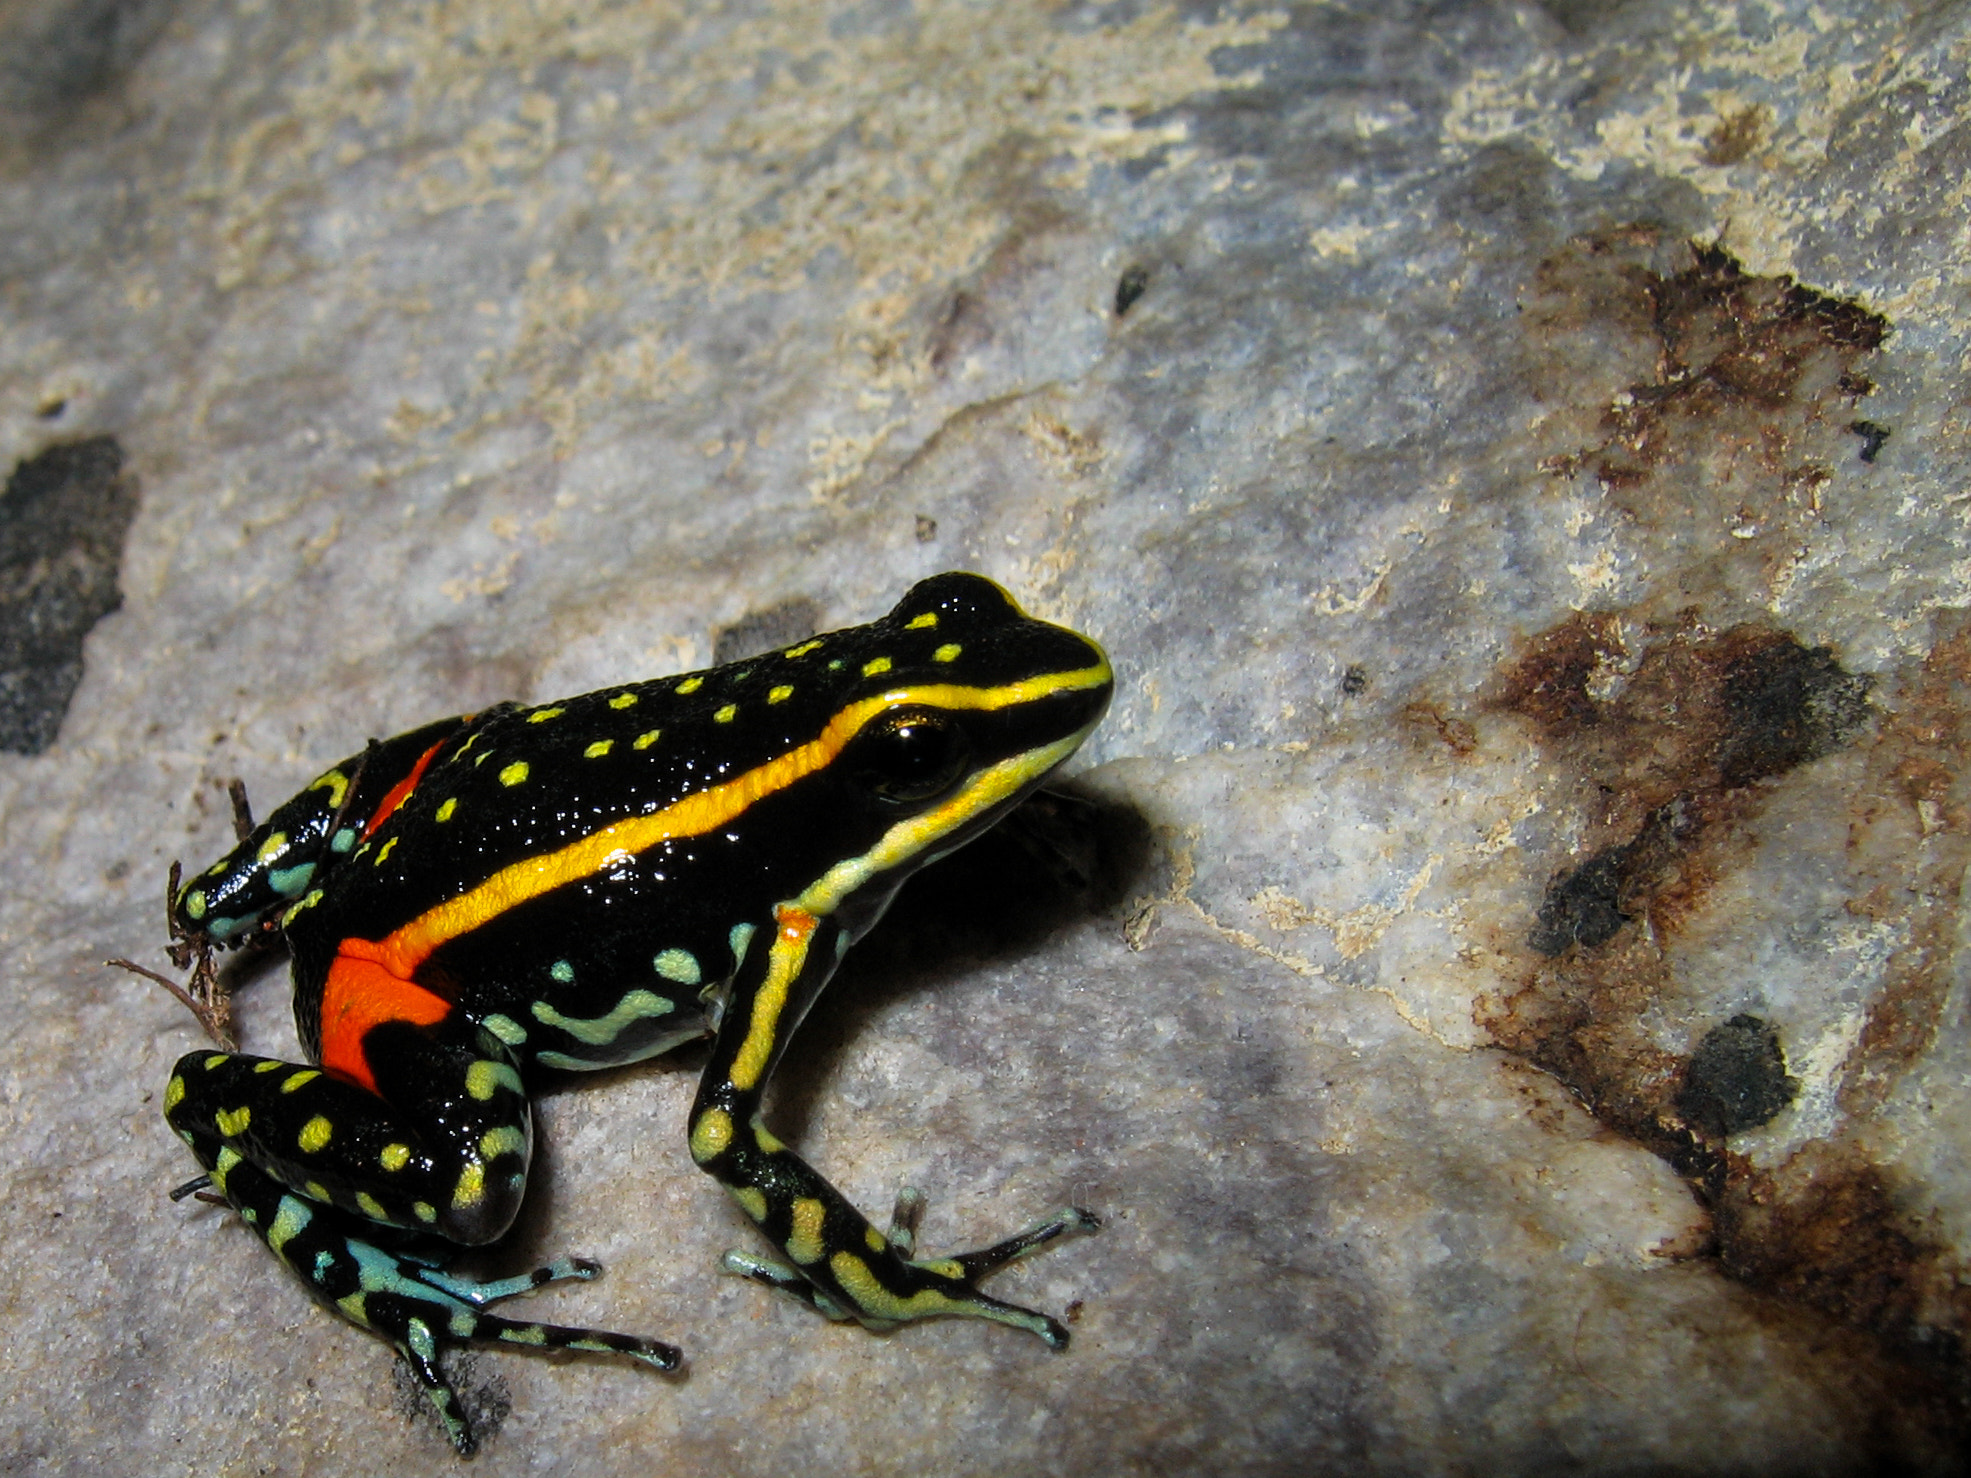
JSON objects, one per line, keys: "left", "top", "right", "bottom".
{"left": 550, "top": 959, "right": 575, "bottom": 983}
{"left": 828, "top": 658, "right": 845, "bottom": 671}
{"left": 379, "top": 1143, "right": 411, "bottom": 1172}
{"left": 282, "top": 1070, "right": 320, "bottom": 1093}
{"left": 255, "top": 830, "right": 289, "bottom": 863}
{"left": 465, "top": 1059, "right": 522, "bottom": 1101}
{"left": 528, "top": 706, "right": 565, "bottom": 723}
{"left": 480, "top": 1126, "right": 526, "bottom": 1159}
{"left": 531, "top": 990, "right": 674, "bottom": 1045}
{"left": 934, "top": 643, "right": 962, "bottom": 663}
{"left": 676, "top": 675, "right": 703, "bottom": 694}
{"left": 714, "top": 704, "right": 737, "bottom": 723}
{"left": 330, "top": 828, "right": 356, "bottom": 854}
{"left": 768, "top": 685, "right": 793, "bottom": 704}
{"left": 653, "top": 949, "right": 701, "bottom": 985}
{"left": 267, "top": 1196, "right": 312, "bottom": 1253}
{"left": 269, "top": 862, "right": 315, "bottom": 896}
{"left": 729, "top": 922, "right": 756, "bottom": 963}
{"left": 863, "top": 656, "right": 892, "bottom": 677}
{"left": 609, "top": 692, "right": 638, "bottom": 709}
{"left": 499, "top": 761, "right": 530, "bottom": 787}
{"left": 304, "top": 1180, "right": 331, "bottom": 1203}
{"left": 183, "top": 890, "right": 208, "bottom": 920}
{"left": 585, "top": 739, "right": 614, "bottom": 758}
{"left": 356, "top": 1192, "right": 388, "bottom": 1220}
{"left": 435, "top": 797, "right": 457, "bottom": 822}
{"left": 414, "top": 1201, "right": 438, "bottom": 1224}
{"left": 483, "top": 1013, "right": 527, "bottom": 1046}
{"left": 634, "top": 729, "right": 661, "bottom": 749}
{"left": 298, "top": 1115, "right": 333, "bottom": 1153}
{"left": 503, "top": 1324, "right": 548, "bottom": 1346}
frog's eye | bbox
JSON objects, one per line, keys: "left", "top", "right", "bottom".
{"left": 846, "top": 708, "right": 971, "bottom": 803}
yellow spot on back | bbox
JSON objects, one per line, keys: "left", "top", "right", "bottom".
{"left": 714, "top": 704, "right": 737, "bottom": 723}
{"left": 907, "top": 612, "right": 938, "bottom": 629}
{"left": 690, "top": 1107, "right": 733, "bottom": 1164}
{"left": 374, "top": 836, "right": 398, "bottom": 866}
{"left": 677, "top": 676, "right": 703, "bottom": 694}
{"left": 610, "top": 692, "right": 638, "bottom": 709}
{"left": 634, "top": 729, "right": 661, "bottom": 749}
{"left": 202, "top": 1055, "right": 228, "bottom": 1071}
{"left": 164, "top": 1076, "right": 186, "bottom": 1111}
{"left": 934, "top": 644, "right": 961, "bottom": 662}
{"left": 435, "top": 797, "right": 458, "bottom": 823}
{"left": 356, "top": 1192, "right": 388, "bottom": 1219}
{"left": 787, "top": 1197, "right": 827, "bottom": 1264}
{"left": 214, "top": 1106, "right": 251, "bottom": 1137}
{"left": 453, "top": 1160, "right": 486, "bottom": 1209}
{"left": 783, "top": 639, "right": 823, "bottom": 658}
{"left": 380, "top": 1143, "right": 411, "bottom": 1172}
{"left": 254, "top": 1059, "right": 283, "bottom": 1074}
{"left": 528, "top": 707, "right": 565, "bottom": 723}
{"left": 414, "top": 1201, "right": 437, "bottom": 1224}
{"left": 499, "top": 761, "right": 530, "bottom": 787}
{"left": 336, "top": 1292, "right": 368, "bottom": 1324}
{"left": 282, "top": 1070, "right": 320, "bottom": 1093}
{"left": 255, "top": 830, "right": 289, "bottom": 862}
{"left": 862, "top": 656, "right": 892, "bottom": 677}
{"left": 768, "top": 685, "right": 793, "bottom": 704}
{"left": 298, "top": 1115, "right": 333, "bottom": 1153}
{"left": 585, "top": 739, "right": 614, "bottom": 758}
{"left": 730, "top": 1186, "right": 769, "bottom": 1222}
{"left": 183, "top": 890, "right": 207, "bottom": 920}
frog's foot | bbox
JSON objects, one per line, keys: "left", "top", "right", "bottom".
{"left": 721, "top": 1188, "right": 1099, "bottom": 1350}
{"left": 366, "top": 1254, "right": 679, "bottom": 1456}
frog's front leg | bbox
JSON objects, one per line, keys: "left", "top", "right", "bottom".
{"left": 690, "top": 904, "right": 1097, "bottom": 1348}
{"left": 166, "top": 1029, "right": 676, "bottom": 1454}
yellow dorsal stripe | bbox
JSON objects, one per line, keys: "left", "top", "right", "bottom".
{"left": 372, "top": 661, "right": 1110, "bottom": 976}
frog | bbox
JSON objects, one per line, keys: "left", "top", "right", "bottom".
{"left": 143, "top": 572, "right": 1114, "bottom": 1455}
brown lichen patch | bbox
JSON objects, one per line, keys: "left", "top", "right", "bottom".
{"left": 1702, "top": 105, "right": 1768, "bottom": 167}
{"left": 1524, "top": 233, "right": 1890, "bottom": 603}
{"left": 1482, "top": 608, "right": 1971, "bottom": 1442}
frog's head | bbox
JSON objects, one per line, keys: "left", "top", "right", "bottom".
{"left": 786, "top": 572, "right": 1113, "bottom": 930}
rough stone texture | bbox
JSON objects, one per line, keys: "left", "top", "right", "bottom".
{"left": 3, "top": 0, "right": 1969, "bottom": 1472}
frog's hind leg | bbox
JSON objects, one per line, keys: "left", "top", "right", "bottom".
{"left": 176, "top": 1135, "right": 677, "bottom": 1456}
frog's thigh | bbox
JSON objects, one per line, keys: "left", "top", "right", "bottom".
{"left": 166, "top": 1020, "right": 532, "bottom": 1247}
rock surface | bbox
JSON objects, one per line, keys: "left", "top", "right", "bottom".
{"left": 2, "top": 0, "right": 1968, "bottom": 1471}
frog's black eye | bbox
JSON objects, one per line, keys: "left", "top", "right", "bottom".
{"left": 847, "top": 708, "right": 971, "bottom": 803}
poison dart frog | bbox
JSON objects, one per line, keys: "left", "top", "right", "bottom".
{"left": 146, "top": 572, "right": 1113, "bottom": 1455}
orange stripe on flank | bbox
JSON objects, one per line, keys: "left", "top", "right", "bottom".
{"left": 361, "top": 739, "right": 449, "bottom": 841}
{"left": 319, "top": 938, "right": 454, "bottom": 1093}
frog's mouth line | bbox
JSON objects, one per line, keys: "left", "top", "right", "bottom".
{"left": 793, "top": 721, "right": 1102, "bottom": 920}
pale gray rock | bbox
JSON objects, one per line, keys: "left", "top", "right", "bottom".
{"left": 2, "top": 0, "right": 1967, "bottom": 1472}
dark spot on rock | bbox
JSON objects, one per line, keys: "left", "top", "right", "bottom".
{"left": 1114, "top": 263, "right": 1150, "bottom": 316}
{"left": 1849, "top": 419, "right": 1891, "bottom": 463}
{"left": 1675, "top": 1014, "right": 1798, "bottom": 1137}
{"left": 1529, "top": 852, "right": 1626, "bottom": 954}
{"left": 914, "top": 514, "right": 937, "bottom": 543}
{"left": 1340, "top": 663, "right": 1367, "bottom": 697}
{"left": 1717, "top": 640, "right": 1873, "bottom": 787}
{"left": 712, "top": 596, "right": 822, "bottom": 665}
{"left": 1701, "top": 105, "right": 1767, "bottom": 166}
{"left": 1401, "top": 701, "right": 1477, "bottom": 756}
{"left": 0, "top": 436, "right": 137, "bottom": 754}
{"left": 1496, "top": 611, "right": 1623, "bottom": 738}
{"left": 391, "top": 1348, "right": 509, "bottom": 1452}
{"left": 103, "top": 858, "right": 130, "bottom": 883}
{"left": 36, "top": 398, "right": 66, "bottom": 420}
